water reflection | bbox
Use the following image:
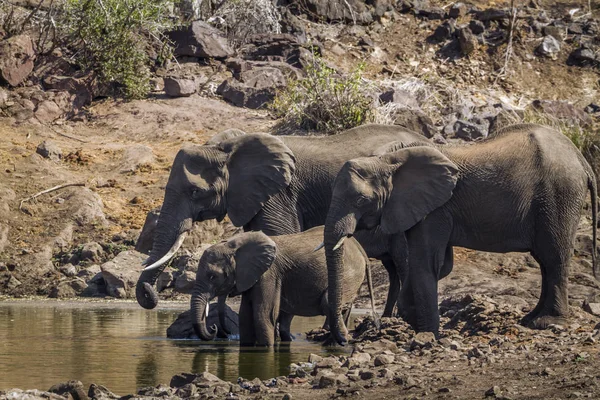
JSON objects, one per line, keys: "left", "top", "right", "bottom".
{"left": 0, "top": 301, "right": 350, "bottom": 395}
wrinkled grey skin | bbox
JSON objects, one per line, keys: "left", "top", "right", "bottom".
{"left": 191, "top": 226, "right": 371, "bottom": 346}
{"left": 135, "top": 124, "right": 428, "bottom": 331}
{"left": 324, "top": 124, "right": 598, "bottom": 344}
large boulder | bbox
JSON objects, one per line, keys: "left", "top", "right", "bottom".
{"left": 166, "top": 304, "right": 239, "bottom": 339}
{"left": 42, "top": 72, "right": 98, "bottom": 112}
{"left": 100, "top": 250, "right": 146, "bottom": 298}
{"left": 0, "top": 34, "right": 35, "bottom": 86}
{"left": 217, "top": 67, "right": 287, "bottom": 109}
{"left": 531, "top": 100, "right": 593, "bottom": 127}
{"left": 168, "top": 21, "right": 233, "bottom": 59}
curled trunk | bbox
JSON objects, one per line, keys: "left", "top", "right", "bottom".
{"left": 191, "top": 289, "right": 217, "bottom": 341}
{"left": 135, "top": 203, "right": 191, "bottom": 309}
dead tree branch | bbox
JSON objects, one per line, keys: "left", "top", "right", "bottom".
{"left": 20, "top": 182, "right": 86, "bottom": 212}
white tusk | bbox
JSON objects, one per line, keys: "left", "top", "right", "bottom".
{"left": 332, "top": 236, "right": 346, "bottom": 251}
{"left": 313, "top": 241, "right": 325, "bottom": 252}
{"left": 143, "top": 232, "right": 188, "bottom": 271}
{"left": 205, "top": 302, "right": 210, "bottom": 318}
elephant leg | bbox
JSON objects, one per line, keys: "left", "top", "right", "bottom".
{"left": 252, "top": 292, "right": 279, "bottom": 347}
{"left": 239, "top": 295, "right": 256, "bottom": 346}
{"left": 278, "top": 311, "right": 295, "bottom": 342}
{"left": 525, "top": 212, "right": 579, "bottom": 329}
{"left": 406, "top": 217, "right": 451, "bottom": 336}
{"left": 520, "top": 252, "right": 547, "bottom": 326}
{"left": 525, "top": 245, "right": 571, "bottom": 329}
{"left": 397, "top": 278, "right": 416, "bottom": 327}
{"left": 381, "top": 258, "right": 400, "bottom": 317}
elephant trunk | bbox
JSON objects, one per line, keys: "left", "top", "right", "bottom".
{"left": 324, "top": 207, "right": 358, "bottom": 346}
{"left": 135, "top": 201, "right": 192, "bottom": 310}
{"left": 191, "top": 287, "right": 217, "bottom": 341}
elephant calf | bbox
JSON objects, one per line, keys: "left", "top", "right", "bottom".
{"left": 190, "top": 226, "right": 374, "bottom": 346}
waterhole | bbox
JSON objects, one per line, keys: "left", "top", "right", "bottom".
{"left": 0, "top": 300, "right": 350, "bottom": 395}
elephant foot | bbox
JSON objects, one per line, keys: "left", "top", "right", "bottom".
{"left": 280, "top": 331, "right": 295, "bottom": 342}
{"left": 525, "top": 314, "right": 569, "bottom": 330}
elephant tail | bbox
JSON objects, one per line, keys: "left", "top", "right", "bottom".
{"left": 365, "top": 262, "right": 381, "bottom": 330}
{"left": 588, "top": 170, "right": 598, "bottom": 279}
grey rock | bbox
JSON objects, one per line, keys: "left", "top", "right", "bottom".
{"left": 42, "top": 73, "right": 97, "bottom": 112}
{"left": 416, "top": 7, "right": 446, "bottom": 20}
{"left": 448, "top": 2, "right": 468, "bottom": 18}
{"left": 410, "top": 331, "right": 436, "bottom": 349}
{"left": 217, "top": 66, "right": 287, "bottom": 109}
{"left": 36, "top": 140, "right": 62, "bottom": 161}
{"left": 49, "top": 280, "right": 78, "bottom": 298}
{"left": 469, "top": 20, "right": 485, "bottom": 34}
{"left": 453, "top": 119, "right": 488, "bottom": 141}
{"left": 373, "top": 354, "right": 394, "bottom": 366}
{"left": 60, "top": 263, "right": 78, "bottom": 277}
{"left": 567, "top": 23, "right": 584, "bottom": 34}
{"left": 543, "top": 25, "right": 565, "bottom": 41}
{"left": 568, "top": 46, "right": 598, "bottom": 67}
{"left": 350, "top": 352, "right": 371, "bottom": 364}
{"left": 88, "top": 384, "right": 119, "bottom": 400}
{"left": 48, "top": 380, "right": 88, "bottom": 400}
{"left": 35, "top": 100, "right": 63, "bottom": 123}
{"left": 537, "top": 35, "right": 560, "bottom": 58}
{"left": 391, "top": 108, "right": 436, "bottom": 138}
{"left": 100, "top": 250, "right": 147, "bottom": 298}
{"left": 0, "top": 34, "right": 35, "bottom": 86}
{"left": 431, "top": 20, "right": 456, "bottom": 42}
{"left": 583, "top": 301, "right": 600, "bottom": 317}
{"left": 6, "top": 274, "right": 22, "bottom": 290}
{"left": 119, "top": 144, "right": 155, "bottom": 173}
{"left": 532, "top": 100, "right": 592, "bottom": 127}
{"left": 80, "top": 242, "right": 104, "bottom": 262}
{"left": 379, "top": 89, "right": 419, "bottom": 108}
{"left": 164, "top": 77, "right": 197, "bottom": 97}
{"left": 78, "top": 264, "right": 101, "bottom": 281}
{"left": 64, "top": 188, "right": 106, "bottom": 227}
{"left": 174, "top": 270, "right": 196, "bottom": 293}
{"left": 156, "top": 269, "right": 175, "bottom": 292}
{"left": 458, "top": 28, "right": 478, "bottom": 56}
{"left": 475, "top": 8, "right": 509, "bottom": 22}
{"left": 308, "top": 353, "right": 324, "bottom": 363}
{"left": 294, "top": 0, "right": 373, "bottom": 24}
{"left": 169, "top": 21, "right": 233, "bottom": 59}
{"left": 359, "top": 370, "right": 375, "bottom": 380}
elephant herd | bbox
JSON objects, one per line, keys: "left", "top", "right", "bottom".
{"left": 137, "top": 123, "right": 597, "bottom": 346}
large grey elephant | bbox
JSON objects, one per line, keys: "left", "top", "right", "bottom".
{"left": 323, "top": 123, "right": 597, "bottom": 344}
{"left": 190, "top": 226, "right": 374, "bottom": 346}
{"left": 136, "top": 124, "right": 428, "bottom": 322}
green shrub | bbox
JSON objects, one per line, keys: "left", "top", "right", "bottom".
{"left": 271, "top": 55, "right": 375, "bottom": 134}
{"left": 62, "top": 0, "right": 176, "bottom": 99}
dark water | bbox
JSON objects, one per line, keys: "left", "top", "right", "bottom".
{"left": 0, "top": 300, "right": 349, "bottom": 395}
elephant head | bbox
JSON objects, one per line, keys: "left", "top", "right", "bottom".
{"left": 324, "top": 143, "right": 459, "bottom": 344}
{"left": 136, "top": 132, "right": 295, "bottom": 309}
{"left": 190, "top": 232, "right": 277, "bottom": 340}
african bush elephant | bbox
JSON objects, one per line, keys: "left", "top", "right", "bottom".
{"left": 323, "top": 124, "right": 597, "bottom": 344}
{"left": 137, "top": 124, "right": 428, "bottom": 322}
{"left": 190, "top": 226, "right": 375, "bottom": 346}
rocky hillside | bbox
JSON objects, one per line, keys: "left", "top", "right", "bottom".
{"left": 0, "top": 0, "right": 598, "bottom": 315}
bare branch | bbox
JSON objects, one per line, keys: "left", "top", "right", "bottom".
{"left": 20, "top": 183, "right": 86, "bottom": 212}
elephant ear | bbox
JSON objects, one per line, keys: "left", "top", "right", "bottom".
{"left": 218, "top": 134, "right": 296, "bottom": 227}
{"left": 229, "top": 232, "right": 277, "bottom": 293}
{"left": 379, "top": 146, "right": 459, "bottom": 235}
{"left": 205, "top": 128, "right": 246, "bottom": 146}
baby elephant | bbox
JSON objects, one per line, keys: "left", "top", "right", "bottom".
{"left": 190, "top": 226, "right": 374, "bottom": 346}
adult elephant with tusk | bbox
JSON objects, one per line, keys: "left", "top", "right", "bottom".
{"left": 136, "top": 124, "right": 429, "bottom": 326}
{"left": 323, "top": 124, "right": 598, "bottom": 345}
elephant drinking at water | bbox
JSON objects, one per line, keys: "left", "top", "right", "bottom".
{"left": 137, "top": 124, "right": 429, "bottom": 332}
{"left": 190, "top": 226, "right": 375, "bottom": 346}
{"left": 323, "top": 124, "right": 597, "bottom": 344}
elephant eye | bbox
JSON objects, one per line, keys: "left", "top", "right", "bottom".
{"left": 208, "top": 273, "right": 216, "bottom": 281}
{"left": 356, "top": 195, "right": 368, "bottom": 206}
